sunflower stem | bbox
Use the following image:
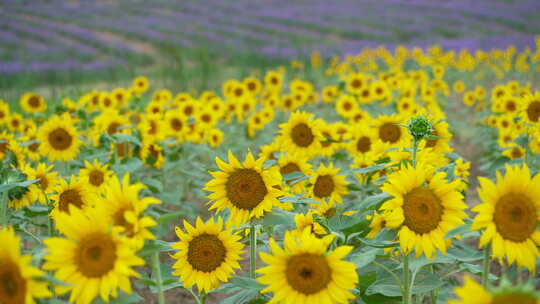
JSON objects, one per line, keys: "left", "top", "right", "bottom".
{"left": 41, "top": 188, "right": 54, "bottom": 236}
{"left": 403, "top": 253, "right": 411, "bottom": 304}
{"left": 412, "top": 138, "right": 418, "bottom": 168}
{"left": 481, "top": 245, "right": 491, "bottom": 288}
{"left": 371, "top": 261, "right": 402, "bottom": 288}
{"left": 250, "top": 220, "right": 257, "bottom": 279}
{"left": 152, "top": 251, "right": 165, "bottom": 304}
{"left": 430, "top": 265, "right": 438, "bottom": 304}
{"left": 0, "top": 190, "right": 8, "bottom": 228}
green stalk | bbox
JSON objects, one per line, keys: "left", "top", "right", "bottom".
{"left": 188, "top": 289, "right": 206, "bottom": 304}
{"left": 371, "top": 261, "right": 402, "bottom": 288}
{"left": 430, "top": 265, "right": 438, "bottom": 304}
{"left": 403, "top": 254, "right": 411, "bottom": 304}
{"left": 250, "top": 220, "right": 257, "bottom": 279}
{"left": 412, "top": 138, "right": 418, "bottom": 168}
{"left": 0, "top": 191, "right": 8, "bottom": 228}
{"left": 152, "top": 252, "right": 165, "bottom": 304}
{"left": 42, "top": 189, "right": 54, "bottom": 236}
{"left": 481, "top": 245, "right": 491, "bottom": 288}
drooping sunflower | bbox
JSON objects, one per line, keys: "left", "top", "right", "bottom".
{"left": 95, "top": 174, "right": 159, "bottom": 249}
{"left": 204, "top": 151, "right": 283, "bottom": 226}
{"left": 171, "top": 217, "right": 244, "bottom": 293}
{"left": 43, "top": 207, "right": 144, "bottom": 304}
{"left": 278, "top": 111, "right": 323, "bottom": 158}
{"left": 257, "top": 230, "right": 358, "bottom": 304}
{"left": 449, "top": 276, "right": 540, "bottom": 304}
{"left": 472, "top": 164, "right": 540, "bottom": 271}
{"left": 78, "top": 159, "right": 113, "bottom": 193}
{"left": 50, "top": 176, "right": 94, "bottom": 219}
{"left": 309, "top": 163, "right": 349, "bottom": 204}
{"left": 277, "top": 152, "right": 313, "bottom": 194}
{"left": 379, "top": 164, "right": 467, "bottom": 258}
{"left": 0, "top": 227, "right": 51, "bottom": 303}
{"left": 37, "top": 114, "right": 82, "bottom": 162}
{"left": 20, "top": 92, "right": 46, "bottom": 114}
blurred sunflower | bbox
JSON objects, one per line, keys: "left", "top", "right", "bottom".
{"left": 309, "top": 163, "right": 349, "bottom": 204}
{"left": 171, "top": 217, "right": 244, "bottom": 293}
{"left": 50, "top": 176, "right": 94, "bottom": 219}
{"left": 79, "top": 159, "right": 113, "bottom": 193}
{"left": 20, "top": 92, "right": 46, "bottom": 114}
{"left": 373, "top": 114, "right": 410, "bottom": 147}
{"left": 37, "top": 114, "right": 82, "bottom": 162}
{"left": 521, "top": 92, "right": 540, "bottom": 124}
{"left": 449, "top": 276, "right": 539, "bottom": 304}
{"left": 132, "top": 76, "right": 149, "bottom": 94}
{"left": 472, "top": 164, "right": 540, "bottom": 271}
{"left": 0, "top": 227, "right": 51, "bottom": 303}
{"left": 278, "top": 111, "right": 322, "bottom": 157}
{"left": 257, "top": 230, "right": 358, "bottom": 304}
{"left": 204, "top": 151, "right": 283, "bottom": 226}
{"left": 23, "top": 162, "right": 59, "bottom": 205}
{"left": 277, "top": 152, "right": 312, "bottom": 193}
{"left": 0, "top": 100, "right": 10, "bottom": 125}
{"left": 43, "top": 207, "right": 144, "bottom": 304}
{"left": 205, "top": 128, "right": 224, "bottom": 148}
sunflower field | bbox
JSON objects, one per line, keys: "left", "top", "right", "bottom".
{"left": 1, "top": 1, "right": 540, "bottom": 304}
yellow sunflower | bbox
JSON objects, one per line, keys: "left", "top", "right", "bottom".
{"left": 419, "top": 119, "right": 453, "bottom": 154}
{"left": 379, "top": 164, "right": 467, "bottom": 258}
{"left": 257, "top": 229, "right": 358, "bottom": 304}
{"left": 278, "top": 111, "right": 323, "bottom": 158}
{"left": 472, "top": 164, "right": 540, "bottom": 271}
{"left": 264, "top": 70, "right": 284, "bottom": 93}
{"left": 335, "top": 94, "right": 358, "bottom": 119}
{"left": 50, "top": 176, "right": 94, "bottom": 220}
{"left": 309, "top": 163, "right": 349, "bottom": 204}
{"left": 292, "top": 211, "right": 326, "bottom": 237}
{"left": 373, "top": 114, "right": 410, "bottom": 147}
{"left": 521, "top": 92, "right": 540, "bottom": 124}
{"left": 7, "top": 113, "right": 24, "bottom": 133}
{"left": 0, "top": 100, "right": 10, "bottom": 125}
{"left": 140, "top": 140, "right": 165, "bottom": 169}
{"left": 20, "top": 92, "right": 46, "bottom": 114}
{"left": 347, "top": 123, "right": 380, "bottom": 158}
{"left": 171, "top": 217, "right": 244, "bottom": 293}
{"left": 0, "top": 130, "right": 19, "bottom": 160}
{"left": 37, "top": 114, "right": 82, "bottom": 162}
{"left": 205, "top": 128, "right": 224, "bottom": 148}
{"left": 277, "top": 152, "right": 313, "bottom": 194}
{"left": 132, "top": 76, "right": 149, "bottom": 94}
{"left": 78, "top": 159, "right": 113, "bottom": 193}
{"left": 23, "top": 162, "right": 59, "bottom": 205}
{"left": 346, "top": 73, "right": 367, "bottom": 95}
{"left": 43, "top": 207, "right": 144, "bottom": 304}
{"left": 204, "top": 151, "right": 283, "bottom": 226}
{"left": 96, "top": 174, "right": 159, "bottom": 249}
{"left": 0, "top": 227, "right": 51, "bottom": 303}
{"left": 449, "top": 276, "right": 540, "bottom": 304}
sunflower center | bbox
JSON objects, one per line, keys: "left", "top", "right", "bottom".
{"left": 379, "top": 123, "right": 401, "bottom": 143}
{"left": 493, "top": 193, "right": 537, "bottom": 242}
{"left": 0, "top": 260, "right": 26, "bottom": 303}
{"left": 184, "top": 106, "right": 193, "bottom": 116}
{"left": 323, "top": 207, "right": 337, "bottom": 219}
{"left": 187, "top": 234, "right": 226, "bottom": 273}
{"left": 286, "top": 254, "right": 331, "bottom": 295}
{"left": 291, "top": 123, "right": 314, "bottom": 147}
{"left": 280, "top": 163, "right": 301, "bottom": 176}
{"left": 48, "top": 128, "right": 73, "bottom": 150}
{"left": 76, "top": 233, "right": 117, "bottom": 278}
{"left": 225, "top": 169, "right": 268, "bottom": 210}
{"left": 28, "top": 96, "right": 40, "bottom": 108}
{"left": 356, "top": 136, "right": 371, "bottom": 153}
{"left": 58, "top": 189, "right": 84, "bottom": 213}
{"left": 37, "top": 174, "right": 48, "bottom": 190}
{"left": 202, "top": 114, "right": 211, "bottom": 123}
{"left": 491, "top": 292, "right": 537, "bottom": 304}
{"left": 170, "top": 118, "right": 183, "bottom": 131}
{"left": 510, "top": 148, "right": 523, "bottom": 159}
{"left": 526, "top": 101, "right": 540, "bottom": 122}
{"left": 351, "top": 79, "right": 362, "bottom": 88}
{"left": 425, "top": 130, "right": 439, "bottom": 148}
{"left": 107, "top": 122, "right": 121, "bottom": 135}
{"left": 89, "top": 170, "right": 105, "bottom": 187}
{"left": 28, "top": 141, "right": 39, "bottom": 152}
{"left": 313, "top": 175, "right": 335, "bottom": 198}
{"left": 403, "top": 187, "right": 443, "bottom": 234}
{"left": 506, "top": 100, "right": 516, "bottom": 112}
{"left": 113, "top": 207, "right": 135, "bottom": 237}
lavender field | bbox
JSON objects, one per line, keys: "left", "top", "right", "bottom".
{"left": 1, "top": 0, "right": 539, "bottom": 92}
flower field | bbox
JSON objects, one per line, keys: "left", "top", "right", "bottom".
{"left": 1, "top": 1, "right": 540, "bottom": 304}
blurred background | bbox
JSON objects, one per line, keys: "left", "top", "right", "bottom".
{"left": 1, "top": 0, "right": 539, "bottom": 99}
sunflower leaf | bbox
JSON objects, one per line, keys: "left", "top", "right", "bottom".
{"left": 357, "top": 238, "right": 399, "bottom": 248}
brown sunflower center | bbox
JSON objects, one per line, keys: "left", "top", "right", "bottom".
{"left": 0, "top": 260, "right": 26, "bottom": 304}
{"left": 343, "top": 101, "right": 352, "bottom": 111}
{"left": 280, "top": 163, "right": 301, "bottom": 176}
{"left": 510, "top": 148, "right": 523, "bottom": 159}
{"left": 356, "top": 136, "right": 371, "bottom": 153}
{"left": 491, "top": 292, "right": 537, "bottom": 304}
{"left": 379, "top": 123, "right": 401, "bottom": 143}
{"left": 171, "top": 118, "right": 183, "bottom": 131}
{"left": 526, "top": 101, "right": 540, "bottom": 122}
{"left": 291, "top": 123, "right": 314, "bottom": 147}
{"left": 89, "top": 170, "right": 105, "bottom": 187}
{"left": 58, "top": 189, "right": 84, "bottom": 213}
{"left": 225, "top": 169, "right": 268, "bottom": 210}
{"left": 48, "top": 128, "right": 73, "bottom": 150}
{"left": 113, "top": 207, "right": 135, "bottom": 237}
{"left": 184, "top": 106, "right": 193, "bottom": 116}
{"left": 28, "top": 140, "right": 39, "bottom": 152}
{"left": 313, "top": 175, "right": 335, "bottom": 198}
{"left": 28, "top": 96, "right": 41, "bottom": 108}
{"left": 286, "top": 254, "right": 332, "bottom": 295}
{"left": 425, "top": 130, "right": 439, "bottom": 148}
{"left": 107, "top": 122, "right": 121, "bottom": 135}
{"left": 187, "top": 234, "right": 226, "bottom": 272}
{"left": 505, "top": 100, "right": 517, "bottom": 112}
{"left": 247, "top": 82, "right": 256, "bottom": 91}
{"left": 201, "top": 114, "right": 211, "bottom": 123}
{"left": 493, "top": 193, "right": 537, "bottom": 242}
{"left": 76, "top": 233, "right": 117, "bottom": 278}
{"left": 37, "top": 174, "right": 48, "bottom": 190}
{"left": 351, "top": 79, "right": 362, "bottom": 88}
{"left": 323, "top": 207, "right": 337, "bottom": 219}
{"left": 403, "top": 187, "right": 443, "bottom": 234}
{"left": 0, "top": 141, "right": 8, "bottom": 154}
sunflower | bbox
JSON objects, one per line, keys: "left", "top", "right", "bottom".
{"left": 257, "top": 229, "right": 358, "bottom": 304}
{"left": 292, "top": 212, "right": 326, "bottom": 237}
{"left": 20, "top": 92, "right": 46, "bottom": 114}
{"left": 37, "top": 114, "right": 82, "bottom": 162}
{"left": 139, "top": 113, "right": 165, "bottom": 142}
{"left": 501, "top": 96, "right": 521, "bottom": 115}
{"left": 278, "top": 111, "right": 323, "bottom": 158}
{"left": 204, "top": 151, "right": 283, "bottom": 226}
{"left": 50, "top": 176, "right": 94, "bottom": 219}
{"left": 164, "top": 109, "right": 188, "bottom": 142}
{"left": 132, "top": 76, "right": 149, "bottom": 94}
{"left": 335, "top": 94, "right": 358, "bottom": 119}
{"left": 366, "top": 211, "right": 388, "bottom": 238}
{"left": 346, "top": 73, "right": 367, "bottom": 95}
{"left": 171, "top": 217, "right": 244, "bottom": 293}
{"left": 7, "top": 113, "right": 24, "bottom": 133}
{"left": 79, "top": 159, "right": 113, "bottom": 193}
{"left": 347, "top": 123, "right": 379, "bottom": 158}
{"left": 373, "top": 114, "right": 410, "bottom": 147}
{"left": 258, "top": 141, "right": 281, "bottom": 162}
{"left": 521, "top": 92, "right": 540, "bottom": 124}
{"left": 449, "top": 276, "right": 540, "bottom": 304}
{"left": 502, "top": 146, "right": 525, "bottom": 160}
{"left": 316, "top": 120, "right": 340, "bottom": 157}
{"left": 0, "top": 100, "right": 10, "bottom": 125}
{"left": 472, "top": 164, "right": 540, "bottom": 271}
{"left": 205, "top": 128, "right": 224, "bottom": 148}
{"left": 99, "top": 93, "right": 118, "bottom": 111}
{"left": 309, "top": 163, "right": 349, "bottom": 204}
{"left": 43, "top": 207, "right": 144, "bottom": 304}
{"left": 96, "top": 174, "right": 159, "bottom": 249}
{"left": 0, "top": 130, "right": 18, "bottom": 160}
{"left": 379, "top": 164, "right": 467, "bottom": 258}
{"left": 22, "top": 162, "right": 59, "bottom": 205}
{"left": 277, "top": 152, "right": 313, "bottom": 194}
{"left": 322, "top": 85, "right": 338, "bottom": 103}
{"left": 244, "top": 76, "right": 262, "bottom": 95}
{"left": 420, "top": 119, "right": 453, "bottom": 154}
{"left": 0, "top": 227, "right": 51, "bottom": 303}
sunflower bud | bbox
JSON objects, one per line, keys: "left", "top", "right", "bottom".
{"left": 407, "top": 115, "right": 433, "bottom": 141}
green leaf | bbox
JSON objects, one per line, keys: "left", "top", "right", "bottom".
{"left": 361, "top": 193, "right": 392, "bottom": 210}
{"left": 221, "top": 289, "right": 260, "bottom": 304}
{"left": 446, "top": 244, "right": 483, "bottom": 262}
{"left": 348, "top": 248, "right": 380, "bottom": 269}
{"left": 113, "top": 134, "right": 142, "bottom": 146}
{"left": 157, "top": 211, "right": 185, "bottom": 224}
{"left": 358, "top": 238, "right": 400, "bottom": 248}
{"left": 37, "top": 274, "right": 70, "bottom": 286}
{"left": 109, "top": 292, "right": 143, "bottom": 304}
{"left": 365, "top": 274, "right": 401, "bottom": 297}
{"left": 138, "top": 240, "right": 175, "bottom": 257}
{"left": 0, "top": 179, "right": 38, "bottom": 193}
{"left": 459, "top": 263, "right": 498, "bottom": 280}
{"left": 408, "top": 255, "right": 455, "bottom": 274}
{"left": 353, "top": 163, "right": 388, "bottom": 175}
{"left": 23, "top": 204, "right": 49, "bottom": 217}
{"left": 328, "top": 214, "right": 362, "bottom": 231}
{"left": 445, "top": 223, "right": 471, "bottom": 239}
{"left": 262, "top": 209, "right": 295, "bottom": 227}
{"left": 411, "top": 272, "right": 445, "bottom": 295}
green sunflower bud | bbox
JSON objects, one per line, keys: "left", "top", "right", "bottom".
{"left": 407, "top": 115, "right": 433, "bottom": 141}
